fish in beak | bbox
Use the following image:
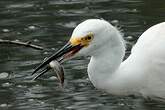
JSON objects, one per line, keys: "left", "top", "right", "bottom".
{"left": 32, "top": 41, "right": 83, "bottom": 84}
{"left": 32, "top": 33, "right": 93, "bottom": 85}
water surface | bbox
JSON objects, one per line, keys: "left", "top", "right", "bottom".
{"left": 0, "top": 0, "right": 165, "bottom": 110}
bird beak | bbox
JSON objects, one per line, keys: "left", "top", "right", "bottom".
{"left": 32, "top": 38, "right": 84, "bottom": 81}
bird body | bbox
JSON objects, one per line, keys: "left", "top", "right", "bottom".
{"left": 88, "top": 21, "right": 165, "bottom": 99}
{"left": 33, "top": 19, "right": 165, "bottom": 100}
{"left": 121, "top": 22, "right": 165, "bottom": 99}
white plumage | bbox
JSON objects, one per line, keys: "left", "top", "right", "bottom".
{"left": 33, "top": 19, "right": 165, "bottom": 100}
{"left": 71, "top": 19, "right": 165, "bottom": 100}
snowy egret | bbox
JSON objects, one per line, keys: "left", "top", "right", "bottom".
{"left": 32, "top": 19, "right": 165, "bottom": 100}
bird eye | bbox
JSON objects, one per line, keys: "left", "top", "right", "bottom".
{"left": 87, "top": 36, "right": 91, "bottom": 40}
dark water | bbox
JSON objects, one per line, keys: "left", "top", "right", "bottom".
{"left": 0, "top": 0, "right": 165, "bottom": 110}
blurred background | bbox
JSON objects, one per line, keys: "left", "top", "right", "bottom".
{"left": 0, "top": 0, "right": 165, "bottom": 110}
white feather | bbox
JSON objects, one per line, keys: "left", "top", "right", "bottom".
{"left": 72, "top": 19, "right": 165, "bottom": 100}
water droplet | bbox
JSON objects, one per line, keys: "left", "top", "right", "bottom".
{"left": 17, "top": 85, "right": 22, "bottom": 87}
{"left": 40, "top": 101, "right": 45, "bottom": 104}
{"left": 111, "top": 20, "right": 119, "bottom": 25}
{"left": 2, "top": 29, "right": 10, "bottom": 33}
{"left": 132, "top": 9, "right": 138, "bottom": 12}
{"left": 15, "top": 39, "right": 20, "bottom": 42}
{"left": 126, "top": 36, "right": 134, "bottom": 41}
{"left": 51, "top": 48, "right": 56, "bottom": 50}
{"left": 35, "top": 84, "right": 40, "bottom": 87}
{"left": 17, "top": 32, "right": 22, "bottom": 35}
{"left": 49, "top": 76, "right": 58, "bottom": 80}
{"left": 40, "top": 7, "right": 44, "bottom": 10}
{"left": 33, "top": 39, "right": 39, "bottom": 42}
{"left": 0, "top": 72, "right": 9, "bottom": 79}
{"left": 85, "top": 78, "right": 90, "bottom": 81}
{"left": 43, "top": 51, "right": 48, "bottom": 55}
{"left": 28, "top": 99, "right": 34, "bottom": 102}
{"left": 28, "top": 26, "right": 36, "bottom": 30}
{"left": 2, "top": 82, "right": 12, "bottom": 87}
{"left": 118, "top": 103, "right": 125, "bottom": 106}
{"left": 0, "top": 103, "right": 8, "bottom": 107}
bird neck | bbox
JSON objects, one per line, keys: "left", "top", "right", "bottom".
{"left": 88, "top": 33, "right": 125, "bottom": 93}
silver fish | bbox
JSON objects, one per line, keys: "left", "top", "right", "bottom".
{"left": 49, "top": 60, "right": 64, "bottom": 85}
{"left": 32, "top": 60, "right": 64, "bottom": 86}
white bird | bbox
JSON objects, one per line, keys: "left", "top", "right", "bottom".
{"left": 32, "top": 19, "right": 165, "bottom": 100}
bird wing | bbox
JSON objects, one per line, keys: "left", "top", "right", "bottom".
{"left": 130, "top": 22, "right": 165, "bottom": 99}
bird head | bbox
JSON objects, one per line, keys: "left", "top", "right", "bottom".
{"left": 32, "top": 19, "right": 117, "bottom": 81}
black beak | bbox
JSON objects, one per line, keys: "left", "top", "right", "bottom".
{"left": 32, "top": 42, "right": 83, "bottom": 81}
